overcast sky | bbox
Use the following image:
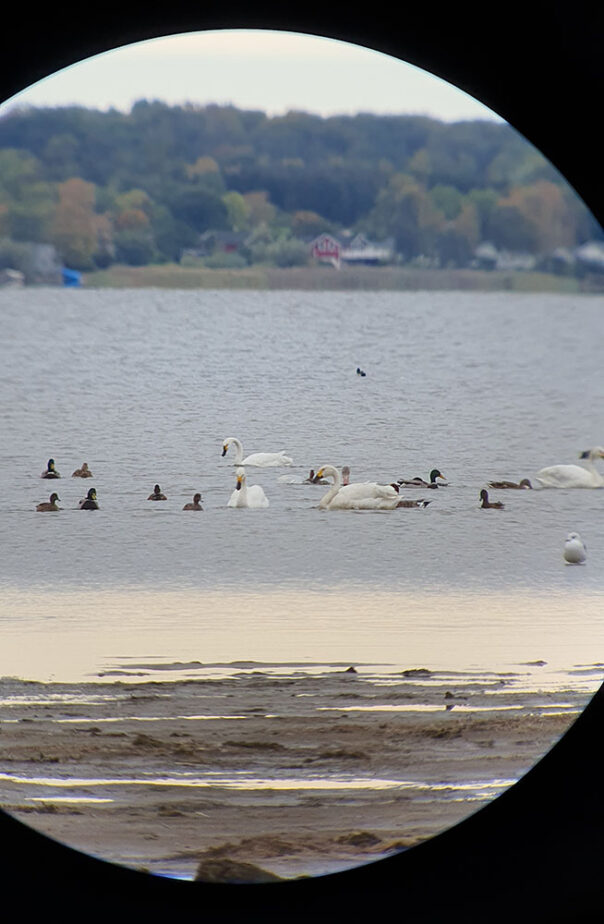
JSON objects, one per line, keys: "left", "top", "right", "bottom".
{"left": 0, "top": 29, "right": 504, "bottom": 122}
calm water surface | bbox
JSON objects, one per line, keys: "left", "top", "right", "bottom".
{"left": 1, "top": 288, "right": 603, "bottom": 684}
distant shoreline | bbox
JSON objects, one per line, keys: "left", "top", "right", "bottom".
{"left": 81, "top": 264, "right": 603, "bottom": 293}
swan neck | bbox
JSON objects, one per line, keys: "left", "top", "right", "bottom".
{"left": 318, "top": 466, "right": 342, "bottom": 507}
{"left": 230, "top": 438, "right": 243, "bottom": 463}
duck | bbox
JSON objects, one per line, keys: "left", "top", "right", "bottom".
{"left": 227, "top": 467, "right": 269, "bottom": 508}
{"left": 398, "top": 469, "right": 447, "bottom": 489}
{"left": 183, "top": 493, "right": 203, "bottom": 511}
{"left": 563, "top": 532, "right": 587, "bottom": 564}
{"left": 304, "top": 469, "right": 329, "bottom": 485}
{"left": 356, "top": 367, "right": 366, "bottom": 377}
{"left": 148, "top": 484, "right": 167, "bottom": 501}
{"left": 41, "top": 458, "right": 61, "bottom": 479}
{"left": 487, "top": 478, "right": 532, "bottom": 490}
{"left": 314, "top": 465, "right": 430, "bottom": 510}
{"left": 222, "top": 436, "right": 293, "bottom": 467}
{"left": 72, "top": 462, "right": 93, "bottom": 478}
{"left": 79, "top": 488, "right": 99, "bottom": 510}
{"left": 479, "top": 489, "right": 504, "bottom": 509}
{"left": 535, "top": 447, "right": 604, "bottom": 488}
{"left": 36, "top": 492, "right": 61, "bottom": 512}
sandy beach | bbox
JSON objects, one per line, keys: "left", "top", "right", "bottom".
{"left": 0, "top": 661, "right": 593, "bottom": 882}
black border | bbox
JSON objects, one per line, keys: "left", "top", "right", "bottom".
{"left": 1, "top": 4, "right": 602, "bottom": 920}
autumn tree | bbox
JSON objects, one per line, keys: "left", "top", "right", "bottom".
{"left": 498, "top": 180, "right": 578, "bottom": 252}
{"left": 51, "top": 178, "right": 99, "bottom": 269}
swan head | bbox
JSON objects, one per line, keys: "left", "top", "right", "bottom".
{"left": 222, "top": 442, "right": 229, "bottom": 457}
{"left": 316, "top": 465, "right": 339, "bottom": 484}
{"left": 235, "top": 467, "right": 246, "bottom": 490}
{"left": 579, "top": 447, "right": 604, "bottom": 460}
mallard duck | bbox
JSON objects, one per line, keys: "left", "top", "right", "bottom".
{"left": 479, "top": 489, "right": 504, "bottom": 509}
{"left": 148, "top": 484, "right": 167, "bottom": 501}
{"left": 41, "top": 458, "right": 61, "bottom": 479}
{"left": 72, "top": 462, "right": 93, "bottom": 478}
{"left": 563, "top": 532, "right": 587, "bottom": 564}
{"left": 36, "top": 492, "right": 61, "bottom": 512}
{"left": 398, "top": 469, "right": 447, "bottom": 489}
{"left": 79, "top": 488, "right": 99, "bottom": 510}
{"left": 304, "top": 469, "right": 329, "bottom": 485}
{"left": 183, "top": 493, "right": 203, "bottom": 510}
{"left": 487, "top": 478, "right": 532, "bottom": 490}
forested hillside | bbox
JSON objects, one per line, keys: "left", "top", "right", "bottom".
{"left": 0, "top": 100, "right": 600, "bottom": 273}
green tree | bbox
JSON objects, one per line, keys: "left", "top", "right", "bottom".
{"left": 430, "top": 185, "right": 463, "bottom": 220}
{"left": 113, "top": 228, "right": 156, "bottom": 265}
{"left": 484, "top": 204, "right": 538, "bottom": 252}
{"left": 222, "top": 191, "right": 250, "bottom": 232}
{"left": 0, "top": 149, "right": 41, "bottom": 199}
{"left": 368, "top": 174, "right": 443, "bottom": 259}
{"left": 168, "top": 187, "right": 228, "bottom": 233}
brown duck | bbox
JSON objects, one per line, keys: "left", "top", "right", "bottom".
{"left": 480, "top": 489, "right": 504, "bottom": 509}
{"left": 36, "top": 492, "right": 61, "bottom": 512}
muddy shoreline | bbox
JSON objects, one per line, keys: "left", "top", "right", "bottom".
{"left": 0, "top": 664, "right": 594, "bottom": 881}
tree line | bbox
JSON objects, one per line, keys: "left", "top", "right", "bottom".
{"left": 0, "top": 99, "right": 601, "bottom": 273}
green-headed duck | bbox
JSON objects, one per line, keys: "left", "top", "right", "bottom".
{"left": 79, "top": 488, "right": 99, "bottom": 510}
{"left": 41, "top": 458, "right": 61, "bottom": 479}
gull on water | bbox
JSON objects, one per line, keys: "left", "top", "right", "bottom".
{"left": 563, "top": 532, "right": 587, "bottom": 564}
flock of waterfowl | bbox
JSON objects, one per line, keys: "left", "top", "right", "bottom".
{"left": 35, "top": 442, "right": 602, "bottom": 563}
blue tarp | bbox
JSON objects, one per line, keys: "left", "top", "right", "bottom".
{"left": 62, "top": 267, "right": 82, "bottom": 287}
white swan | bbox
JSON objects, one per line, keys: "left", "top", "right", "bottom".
{"left": 535, "top": 447, "right": 604, "bottom": 488}
{"left": 563, "top": 532, "right": 587, "bottom": 564}
{"left": 314, "top": 465, "right": 430, "bottom": 510}
{"left": 227, "top": 467, "right": 269, "bottom": 508}
{"left": 222, "top": 437, "right": 293, "bottom": 467}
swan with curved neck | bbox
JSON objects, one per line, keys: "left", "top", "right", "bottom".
{"left": 222, "top": 437, "right": 293, "bottom": 467}
{"left": 535, "top": 447, "right": 604, "bottom": 488}
{"left": 227, "top": 467, "right": 269, "bottom": 508}
{"left": 315, "top": 465, "right": 430, "bottom": 510}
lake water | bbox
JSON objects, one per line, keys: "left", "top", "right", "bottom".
{"left": 1, "top": 287, "right": 603, "bottom": 689}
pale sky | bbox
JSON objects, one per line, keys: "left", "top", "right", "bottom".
{"left": 1, "top": 29, "right": 504, "bottom": 122}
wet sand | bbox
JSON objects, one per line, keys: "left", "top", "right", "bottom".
{"left": 0, "top": 662, "right": 596, "bottom": 881}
